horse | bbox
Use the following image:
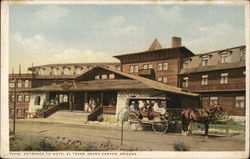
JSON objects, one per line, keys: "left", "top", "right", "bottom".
{"left": 181, "top": 103, "right": 223, "bottom": 138}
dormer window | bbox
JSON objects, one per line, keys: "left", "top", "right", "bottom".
{"left": 75, "top": 67, "right": 82, "bottom": 75}
{"left": 201, "top": 55, "right": 209, "bottom": 66}
{"left": 182, "top": 59, "right": 190, "bottom": 69}
{"left": 52, "top": 68, "right": 58, "bottom": 75}
{"left": 63, "top": 67, "right": 70, "bottom": 75}
{"left": 240, "top": 49, "right": 246, "bottom": 61}
{"left": 116, "top": 65, "right": 121, "bottom": 71}
{"left": 109, "top": 74, "right": 115, "bottom": 79}
{"left": 220, "top": 52, "right": 230, "bottom": 63}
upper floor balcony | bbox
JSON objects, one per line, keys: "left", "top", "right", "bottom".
{"left": 182, "top": 82, "right": 245, "bottom": 92}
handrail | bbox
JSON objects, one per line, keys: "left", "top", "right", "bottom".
{"left": 37, "top": 104, "right": 62, "bottom": 118}
{"left": 87, "top": 105, "right": 103, "bottom": 121}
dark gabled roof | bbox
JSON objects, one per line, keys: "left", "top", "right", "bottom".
{"left": 28, "top": 62, "right": 120, "bottom": 71}
{"left": 75, "top": 66, "right": 199, "bottom": 97}
{"left": 179, "top": 61, "right": 245, "bottom": 75}
{"left": 113, "top": 46, "right": 195, "bottom": 59}
{"left": 195, "top": 45, "right": 245, "bottom": 56}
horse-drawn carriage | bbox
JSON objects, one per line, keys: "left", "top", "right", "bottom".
{"left": 122, "top": 97, "right": 181, "bottom": 134}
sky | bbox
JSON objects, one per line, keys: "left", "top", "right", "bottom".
{"left": 9, "top": 4, "right": 245, "bottom": 73}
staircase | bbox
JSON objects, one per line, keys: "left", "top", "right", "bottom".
{"left": 48, "top": 110, "right": 90, "bottom": 122}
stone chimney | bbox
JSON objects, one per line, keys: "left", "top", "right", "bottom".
{"left": 171, "top": 37, "right": 182, "bottom": 48}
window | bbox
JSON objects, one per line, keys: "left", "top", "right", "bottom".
{"left": 240, "top": 49, "right": 246, "bottom": 61}
{"left": 109, "top": 74, "right": 115, "bottom": 79}
{"left": 24, "top": 80, "right": 29, "bottom": 88}
{"left": 210, "top": 97, "right": 218, "bottom": 105}
{"left": 163, "top": 63, "right": 168, "bottom": 70}
{"left": 52, "top": 68, "right": 58, "bottom": 75}
{"left": 116, "top": 65, "right": 121, "bottom": 71}
{"left": 243, "top": 70, "right": 246, "bottom": 75}
{"left": 220, "top": 73, "right": 228, "bottom": 84}
{"left": 101, "top": 74, "right": 108, "bottom": 79}
{"left": 143, "top": 64, "right": 148, "bottom": 70}
{"left": 182, "top": 59, "right": 189, "bottom": 69}
{"left": 157, "top": 77, "right": 163, "bottom": 82}
{"left": 75, "top": 67, "right": 82, "bottom": 75}
{"left": 39, "top": 68, "right": 45, "bottom": 75}
{"left": 63, "top": 95, "right": 68, "bottom": 102}
{"left": 129, "top": 66, "right": 134, "bottom": 73}
{"left": 134, "top": 65, "right": 138, "bottom": 72}
{"left": 11, "top": 95, "right": 15, "bottom": 101}
{"left": 17, "top": 80, "right": 22, "bottom": 88}
{"left": 163, "top": 77, "right": 168, "bottom": 83}
{"left": 34, "top": 96, "right": 41, "bottom": 105}
{"left": 63, "top": 67, "right": 69, "bottom": 75}
{"left": 158, "top": 63, "right": 163, "bottom": 71}
{"left": 17, "top": 95, "right": 23, "bottom": 102}
{"left": 95, "top": 75, "right": 100, "bottom": 80}
{"left": 24, "top": 95, "right": 30, "bottom": 102}
{"left": 235, "top": 96, "right": 245, "bottom": 108}
{"left": 148, "top": 64, "right": 153, "bottom": 69}
{"left": 17, "top": 109, "right": 22, "bottom": 115}
{"left": 182, "top": 77, "right": 188, "bottom": 87}
{"left": 9, "top": 81, "right": 15, "bottom": 88}
{"left": 201, "top": 56, "right": 209, "bottom": 66}
{"left": 201, "top": 75, "right": 208, "bottom": 85}
{"left": 220, "top": 53, "right": 230, "bottom": 63}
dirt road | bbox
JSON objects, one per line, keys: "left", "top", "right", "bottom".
{"left": 10, "top": 120, "right": 245, "bottom": 151}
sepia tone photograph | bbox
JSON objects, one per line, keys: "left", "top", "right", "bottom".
{"left": 1, "top": 0, "right": 249, "bottom": 158}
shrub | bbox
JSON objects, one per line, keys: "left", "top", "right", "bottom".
{"left": 173, "top": 141, "right": 190, "bottom": 151}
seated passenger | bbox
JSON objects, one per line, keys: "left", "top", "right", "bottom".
{"left": 129, "top": 101, "right": 142, "bottom": 119}
{"left": 153, "top": 101, "right": 167, "bottom": 116}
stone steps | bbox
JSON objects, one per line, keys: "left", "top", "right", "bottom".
{"left": 48, "top": 110, "right": 90, "bottom": 122}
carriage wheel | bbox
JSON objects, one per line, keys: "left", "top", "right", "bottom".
{"left": 152, "top": 119, "right": 168, "bottom": 134}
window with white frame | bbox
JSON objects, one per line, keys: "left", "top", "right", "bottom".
{"left": 9, "top": 80, "right": 15, "bottom": 88}
{"left": 95, "top": 75, "right": 100, "bottom": 80}
{"left": 201, "top": 75, "right": 208, "bottom": 85}
{"left": 18, "top": 95, "right": 23, "bottom": 102}
{"left": 143, "top": 64, "right": 148, "bottom": 70}
{"left": 63, "top": 67, "right": 70, "bottom": 75}
{"left": 24, "top": 80, "right": 29, "bottom": 88}
{"left": 220, "top": 53, "right": 230, "bottom": 63}
{"left": 11, "top": 95, "right": 15, "bottom": 101}
{"left": 243, "top": 70, "right": 246, "bottom": 75}
{"left": 163, "top": 77, "right": 168, "bottom": 83}
{"left": 158, "top": 63, "right": 163, "bottom": 71}
{"left": 182, "top": 77, "right": 189, "bottom": 87}
{"left": 101, "top": 74, "right": 108, "bottom": 79}
{"left": 240, "top": 49, "right": 246, "bottom": 61}
{"left": 75, "top": 67, "right": 82, "bottom": 75}
{"left": 182, "top": 59, "right": 189, "bottom": 68}
{"left": 157, "top": 77, "right": 163, "bottom": 82}
{"left": 24, "top": 95, "right": 30, "bottom": 102}
{"left": 201, "top": 55, "right": 209, "bottom": 66}
{"left": 220, "top": 73, "right": 228, "bottom": 84}
{"left": 109, "top": 74, "right": 115, "bottom": 79}
{"left": 52, "top": 68, "right": 58, "bottom": 75}
{"left": 17, "top": 109, "right": 22, "bottom": 115}
{"left": 148, "top": 64, "right": 153, "bottom": 69}
{"left": 17, "top": 80, "right": 22, "bottom": 88}
{"left": 235, "top": 96, "right": 245, "bottom": 108}
{"left": 163, "top": 63, "right": 168, "bottom": 70}
{"left": 116, "top": 65, "right": 121, "bottom": 71}
{"left": 210, "top": 97, "right": 218, "bottom": 105}
{"left": 134, "top": 65, "right": 138, "bottom": 72}
{"left": 63, "top": 95, "right": 68, "bottom": 103}
{"left": 129, "top": 65, "right": 134, "bottom": 73}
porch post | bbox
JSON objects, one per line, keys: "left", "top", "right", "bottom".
{"left": 100, "top": 91, "right": 104, "bottom": 106}
{"left": 69, "top": 93, "right": 73, "bottom": 111}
